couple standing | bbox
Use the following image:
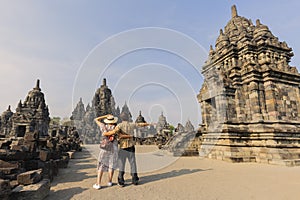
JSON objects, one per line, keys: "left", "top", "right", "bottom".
{"left": 93, "top": 113, "right": 148, "bottom": 189}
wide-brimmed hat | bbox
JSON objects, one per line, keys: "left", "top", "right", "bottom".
{"left": 104, "top": 115, "right": 118, "bottom": 124}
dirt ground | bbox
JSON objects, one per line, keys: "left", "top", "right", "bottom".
{"left": 45, "top": 145, "right": 300, "bottom": 200}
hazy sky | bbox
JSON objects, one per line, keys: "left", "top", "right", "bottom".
{"left": 1, "top": 0, "right": 300, "bottom": 126}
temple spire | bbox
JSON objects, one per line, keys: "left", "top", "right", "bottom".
{"left": 256, "top": 19, "right": 261, "bottom": 26}
{"left": 36, "top": 79, "right": 40, "bottom": 88}
{"left": 34, "top": 79, "right": 41, "bottom": 91}
{"left": 220, "top": 29, "right": 224, "bottom": 35}
{"left": 18, "top": 100, "right": 22, "bottom": 108}
{"left": 231, "top": 5, "right": 238, "bottom": 18}
{"left": 103, "top": 78, "right": 107, "bottom": 86}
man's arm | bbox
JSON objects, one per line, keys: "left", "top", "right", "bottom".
{"left": 118, "top": 133, "right": 133, "bottom": 139}
{"left": 137, "top": 122, "right": 150, "bottom": 127}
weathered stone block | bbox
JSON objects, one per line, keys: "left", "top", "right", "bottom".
{"left": 11, "top": 139, "right": 24, "bottom": 146}
{"left": 24, "top": 160, "right": 39, "bottom": 171}
{"left": 39, "top": 150, "right": 50, "bottom": 162}
{"left": 17, "top": 169, "right": 42, "bottom": 185}
{"left": 0, "top": 160, "right": 21, "bottom": 175}
{"left": 0, "top": 179, "right": 11, "bottom": 199}
{"left": 24, "top": 132, "right": 38, "bottom": 141}
{"left": 0, "top": 160, "right": 19, "bottom": 168}
{"left": 51, "top": 151, "right": 61, "bottom": 160}
{"left": 23, "top": 141, "right": 37, "bottom": 152}
{"left": 46, "top": 140, "right": 56, "bottom": 149}
{"left": 11, "top": 179, "right": 50, "bottom": 200}
{"left": 56, "top": 158, "right": 68, "bottom": 169}
{"left": 39, "top": 161, "right": 54, "bottom": 182}
{"left": 0, "top": 139, "right": 11, "bottom": 149}
{"left": 10, "top": 180, "right": 19, "bottom": 189}
{"left": 0, "top": 150, "right": 32, "bottom": 161}
{"left": 10, "top": 145, "right": 29, "bottom": 152}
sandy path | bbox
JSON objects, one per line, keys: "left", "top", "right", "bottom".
{"left": 46, "top": 145, "right": 300, "bottom": 200}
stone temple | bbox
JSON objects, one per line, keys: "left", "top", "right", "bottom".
{"left": 70, "top": 78, "right": 133, "bottom": 143}
{"left": 198, "top": 5, "right": 300, "bottom": 166}
{"left": 0, "top": 80, "right": 50, "bottom": 138}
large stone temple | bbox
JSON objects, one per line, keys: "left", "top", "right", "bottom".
{"left": 198, "top": 5, "right": 300, "bottom": 166}
{"left": 70, "top": 78, "right": 132, "bottom": 143}
{"left": 92, "top": 78, "right": 117, "bottom": 117}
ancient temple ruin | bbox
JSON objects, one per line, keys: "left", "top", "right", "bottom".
{"left": 156, "top": 112, "right": 170, "bottom": 135}
{"left": 0, "top": 80, "right": 50, "bottom": 138}
{"left": 198, "top": 5, "right": 300, "bottom": 166}
{"left": 0, "top": 106, "right": 13, "bottom": 137}
{"left": 70, "top": 98, "right": 85, "bottom": 121}
{"left": 92, "top": 78, "right": 117, "bottom": 117}
{"left": 119, "top": 102, "right": 133, "bottom": 122}
{"left": 70, "top": 78, "right": 131, "bottom": 143}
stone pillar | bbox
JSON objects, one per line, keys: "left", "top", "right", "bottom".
{"left": 249, "top": 82, "right": 263, "bottom": 121}
{"left": 264, "top": 81, "right": 278, "bottom": 121}
{"left": 258, "top": 82, "right": 268, "bottom": 120}
{"left": 215, "top": 94, "right": 227, "bottom": 123}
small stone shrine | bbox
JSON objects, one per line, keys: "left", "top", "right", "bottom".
{"left": 1, "top": 80, "right": 50, "bottom": 138}
{"left": 198, "top": 5, "right": 300, "bottom": 166}
{"left": 134, "top": 111, "right": 156, "bottom": 140}
{"left": 156, "top": 112, "right": 169, "bottom": 136}
{"left": 0, "top": 106, "right": 13, "bottom": 137}
{"left": 70, "top": 98, "right": 85, "bottom": 121}
{"left": 119, "top": 102, "right": 133, "bottom": 122}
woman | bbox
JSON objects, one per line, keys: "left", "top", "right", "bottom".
{"left": 93, "top": 114, "right": 119, "bottom": 189}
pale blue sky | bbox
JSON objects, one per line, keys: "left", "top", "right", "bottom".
{"left": 1, "top": 1, "right": 300, "bottom": 126}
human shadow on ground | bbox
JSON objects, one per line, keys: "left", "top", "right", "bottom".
{"left": 45, "top": 187, "right": 87, "bottom": 200}
{"left": 127, "top": 168, "right": 211, "bottom": 185}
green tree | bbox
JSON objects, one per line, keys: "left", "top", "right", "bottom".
{"left": 50, "top": 116, "right": 61, "bottom": 126}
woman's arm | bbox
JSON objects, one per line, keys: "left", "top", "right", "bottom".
{"left": 102, "top": 127, "right": 119, "bottom": 136}
{"left": 94, "top": 114, "right": 112, "bottom": 126}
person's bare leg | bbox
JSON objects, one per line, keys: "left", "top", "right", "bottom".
{"left": 97, "top": 170, "right": 104, "bottom": 185}
{"left": 108, "top": 169, "right": 114, "bottom": 185}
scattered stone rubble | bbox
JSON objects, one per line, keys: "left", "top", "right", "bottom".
{"left": 162, "top": 120, "right": 201, "bottom": 156}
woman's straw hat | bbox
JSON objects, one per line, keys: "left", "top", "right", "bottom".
{"left": 103, "top": 115, "right": 118, "bottom": 124}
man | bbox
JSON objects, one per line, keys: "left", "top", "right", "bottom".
{"left": 106, "top": 112, "right": 148, "bottom": 186}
